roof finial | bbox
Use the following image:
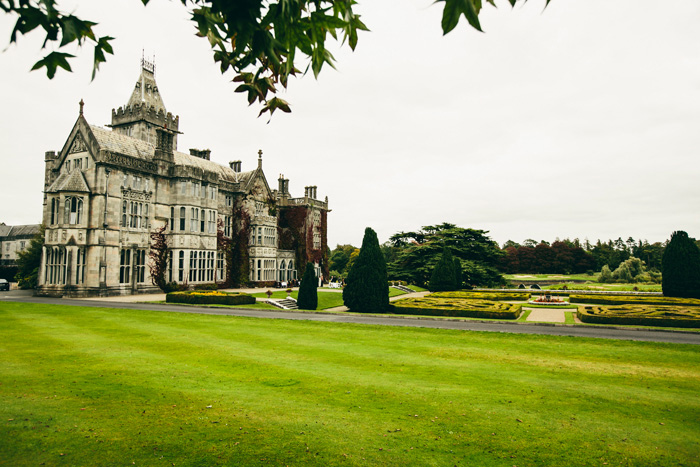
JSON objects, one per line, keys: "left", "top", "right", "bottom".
{"left": 258, "top": 149, "right": 263, "bottom": 169}
{"left": 79, "top": 99, "right": 84, "bottom": 116}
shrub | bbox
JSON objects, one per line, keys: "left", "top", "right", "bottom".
{"left": 163, "top": 281, "right": 186, "bottom": 293}
{"left": 166, "top": 291, "right": 256, "bottom": 306}
{"left": 429, "top": 247, "right": 457, "bottom": 292}
{"left": 194, "top": 283, "right": 218, "bottom": 291}
{"left": 343, "top": 227, "right": 389, "bottom": 313}
{"left": 297, "top": 263, "right": 318, "bottom": 310}
{"left": 598, "top": 265, "right": 613, "bottom": 283}
{"left": 569, "top": 294, "right": 700, "bottom": 307}
{"left": 391, "top": 297, "right": 521, "bottom": 320}
{"left": 577, "top": 305, "right": 700, "bottom": 328}
{"left": 430, "top": 291, "right": 530, "bottom": 301}
{"left": 662, "top": 230, "right": 700, "bottom": 298}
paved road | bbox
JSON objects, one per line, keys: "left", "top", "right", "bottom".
{"left": 3, "top": 293, "right": 700, "bottom": 345}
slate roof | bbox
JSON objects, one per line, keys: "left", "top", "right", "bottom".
{"left": 89, "top": 125, "right": 257, "bottom": 186}
{"left": 91, "top": 126, "right": 155, "bottom": 159}
{"left": 46, "top": 169, "right": 90, "bottom": 193}
{"left": 0, "top": 224, "right": 40, "bottom": 239}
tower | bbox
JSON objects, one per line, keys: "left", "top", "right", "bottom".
{"left": 108, "top": 56, "right": 180, "bottom": 149}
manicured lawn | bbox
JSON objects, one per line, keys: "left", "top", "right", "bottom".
{"left": 250, "top": 290, "right": 345, "bottom": 310}
{"left": 1, "top": 302, "right": 699, "bottom": 466}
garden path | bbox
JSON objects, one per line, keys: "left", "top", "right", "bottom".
{"left": 525, "top": 307, "right": 569, "bottom": 323}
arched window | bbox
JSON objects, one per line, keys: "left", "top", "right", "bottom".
{"left": 76, "top": 198, "right": 83, "bottom": 224}
{"left": 50, "top": 198, "right": 56, "bottom": 225}
{"left": 179, "top": 207, "right": 186, "bottom": 231}
{"left": 122, "top": 201, "right": 128, "bottom": 227}
{"left": 64, "top": 198, "right": 70, "bottom": 224}
{"left": 178, "top": 251, "right": 184, "bottom": 281}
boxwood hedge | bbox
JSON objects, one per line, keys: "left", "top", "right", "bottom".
{"left": 166, "top": 291, "right": 256, "bottom": 306}
{"left": 577, "top": 305, "right": 700, "bottom": 328}
{"left": 431, "top": 291, "right": 530, "bottom": 301}
{"left": 570, "top": 294, "right": 700, "bottom": 307}
{"left": 390, "top": 297, "right": 521, "bottom": 320}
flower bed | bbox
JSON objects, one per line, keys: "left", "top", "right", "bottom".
{"left": 166, "top": 291, "right": 256, "bottom": 306}
{"left": 577, "top": 305, "right": 700, "bottom": 328}
{"left": 390, "top": 297, "right": 521, "bottom": 320}
{"left": 430, "top": 291, "right": 530, "bottom": 301}
{"left": 571, "top": 294, "right": 700, "bottom": 307}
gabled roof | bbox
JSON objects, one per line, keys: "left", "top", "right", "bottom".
{"left": 91, "top": 125, "right": 154, "bottom": 159}
{"left": 46, "top": 169, "right": 90, "bottom": 193}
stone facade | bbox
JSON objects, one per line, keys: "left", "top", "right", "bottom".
{"left": 0, "top": 223, "right": 40, "bottom": 267}
{"left": 38, "top": 60, "right": 328, "bottom": 297}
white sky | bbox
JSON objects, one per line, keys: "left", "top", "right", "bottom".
{"left": 1, "top": 0, "right": 699, "bottom": 248}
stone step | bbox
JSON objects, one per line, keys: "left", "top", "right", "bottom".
{"left": 268, "top": 298, "right": 298, "bottom": 310}
{"left": 391, "top": 285, "right": 414, "bottom": 293}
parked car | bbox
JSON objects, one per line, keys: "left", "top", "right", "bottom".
{"left": 0, "top": 279, "right": 9, "bottom": 291}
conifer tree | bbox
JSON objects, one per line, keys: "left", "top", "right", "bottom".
{"left": 297, "top": 262, "right": 318, "bottom": 310}
{"left": 343, "top": 227, "right": 389, "bottom": 313}
{"left": 429, "top": 247, "right": 457, "bottom": 292}
{"left": 453, "top": 257, "right": 463, "bottom": 290}
{"left": 662, "top": 231, "right": 700, "bottom": 298}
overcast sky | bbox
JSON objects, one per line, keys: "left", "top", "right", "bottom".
{"left": 1, "top": 0, "right": 699, "bottom": 248}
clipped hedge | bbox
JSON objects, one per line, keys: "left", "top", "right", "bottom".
{"left": 431, "top": 291, "right": 530, "bottom": 301}
{"left": 166, "top": 291, "right": 256, "bottom": 306}
{"left": 570, "top": 294, "right": 700, "bottom": 307}
{"left": 578, "top": 305, "right": 700, "bottom": 328}
{"left": 390, "top": 297, "right": 521, "bottom": 320}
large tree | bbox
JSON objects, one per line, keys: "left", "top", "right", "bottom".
{"left": 662, "top": 231, "right": 700, "bottom": 298}
{"left": 3, "top": 0, "right": 546, "bottom": 115}
{"left": 388, "top": 223, "right": 503, "bottom": 287}
{"left": 343, "top": 227, "right": 388, "bottom": 313}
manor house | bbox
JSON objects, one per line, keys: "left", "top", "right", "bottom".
{"left": 38, "top": 59, "right": 328, "bottom": 297}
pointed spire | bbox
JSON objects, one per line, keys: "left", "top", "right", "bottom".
{"left": 79, "top": 99, "right": 84, "bottom": 116}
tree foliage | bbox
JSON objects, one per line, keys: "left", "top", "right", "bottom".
{"left": 3, "top": 0, "right": 547, "bottom": 115}
{"left": 343, "top": 227, "right": 389, "bottom": 313}
{"left": 388, "top": 224, "right": 503, "bottom": 287}
{"left": 428, "top": 247, "right": 457, "bottom": 292}
{"left": 297, "top": 262, "right": 318, "bottom": 310}
{"left": 662, "top": 231, "right": 700, "bottom": 298}
{"left": 14, "top": 225, "right": 44, "bottom": 289}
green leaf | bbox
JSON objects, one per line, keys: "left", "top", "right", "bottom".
{"left": 438, "top": 0, "right": 482, "bottom": 34}
{"left": 31, "top": 51, "right": 75, "bottom": 79}
{"left": 59, "top": 15, "right": 96, "bottom": 47}
{"left": 258, "top": 96, "right": 292, "bottom": 119}
{"left": 92, "top": 36, "right": 114, "bottom": 81}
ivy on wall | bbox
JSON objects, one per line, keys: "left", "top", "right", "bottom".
{"left": 229, "top": 199, "right": 251, "bottom": 287}
{"left": 216, "top": 217, "right": 232, "bottom": 287}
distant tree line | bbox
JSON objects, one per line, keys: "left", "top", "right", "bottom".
{"left": 498, "top": 236, "right": 695, "bottom": 275}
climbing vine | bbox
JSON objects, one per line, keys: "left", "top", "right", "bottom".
{"left": 216, "top": 217, "right": 232, "bottom": 287}
{"left": 229, "top": 200, "right": 251, "bottom": 287}
{"left": 279, "top": 205, "right": 308, "bottom": 277}
{"left": 148, "top": 223, "right": 170, "bottom": 291}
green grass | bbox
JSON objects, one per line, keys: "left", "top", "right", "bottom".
{"left": 1, "top": 302, "right": 699, "bottom": 466}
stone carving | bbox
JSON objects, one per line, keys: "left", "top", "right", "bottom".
{"left": 104, "top": 153, "right": 157, "bottom": 172}
{"left": 69, "top": 134, "right": 87, "bottom": 154}
{"left": 121, "top": 187, "right": 153, "bottom": 201}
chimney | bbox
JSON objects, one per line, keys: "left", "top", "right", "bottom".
{"left": 154, "top": 127, "right": 174, "bottom": 162}
{"left": 189, "top": 149, "right": 211, "bottom": 160}
{"left": 229, "top": 161, "right": 242, "bottom": 172}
